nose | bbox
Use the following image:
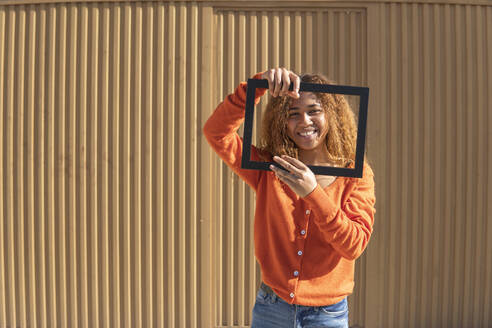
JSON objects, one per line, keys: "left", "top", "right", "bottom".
{"left": 299, "top": 112, "right": 312, "bottom": 125}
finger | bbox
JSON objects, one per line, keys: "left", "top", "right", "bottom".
{"left": 281, "top": 155, "right": 309, "bottom": 170}
{"left": 269, "top": 164, "right": 294, "bottom": 179}
{"left": 270, "top": 165, "right": 299, "bottom": 183}
{"left": 276, "top": 173, "right": 295, "bottom": 188}
{"left": 273, "top": 69, "right": 282, "bottom": 97}
{"left": 289, "top": 73, "right": 301, "bottom": 98}
{"left": 280, "top": 70, "right": 291, "bottom": 97}
{"left": 272, "top": 169, "right": 291, "bottom": 186}
{"left": 273, "top": 156, "right": 303, "bottom": 176}
{"left": 264, "top": 69, "right": 274, "bottom": 95}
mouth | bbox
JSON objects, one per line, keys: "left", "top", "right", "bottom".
{"left": 297, "top": 128, "right": 318, "bottom": 138}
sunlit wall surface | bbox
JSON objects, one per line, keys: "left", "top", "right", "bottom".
{"left": 0, "top": 1, "right": 490, "bottom": 327}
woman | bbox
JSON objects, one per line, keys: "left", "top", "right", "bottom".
{"left": 203, "top": 67, "right": 376, "bottom": 328}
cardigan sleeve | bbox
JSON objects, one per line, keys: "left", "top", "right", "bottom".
{"left": 203, "top": 72, "right": 267, "bottom": 191}
{"left": 303, "top": 164, "right": 376, "bottom": 260}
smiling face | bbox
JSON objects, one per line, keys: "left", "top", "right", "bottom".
{"left": 286, "top": 92, "right": 329, "bottom": 152}
{"left": 260, "top": 73, "right": 357, "bottom": 168}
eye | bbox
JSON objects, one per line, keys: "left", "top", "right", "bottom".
{"left": 288, "top": 112, "right": 299, "bottom": 118}
{"left": 309, "top": 109, "right": 322, "bottom": 115}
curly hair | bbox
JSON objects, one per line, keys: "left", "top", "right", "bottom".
{"left": 259, "top": 73, "right": 358, "bottom": 168}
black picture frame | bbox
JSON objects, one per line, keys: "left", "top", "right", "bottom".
{"left": 241, "top": 78, "right": 369, "bottom": 178}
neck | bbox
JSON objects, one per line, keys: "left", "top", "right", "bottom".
{"left": 298, "top": 146, "right": 332, "bottom": 166}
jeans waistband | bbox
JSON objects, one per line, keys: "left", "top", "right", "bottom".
{"left": 260, "top": 282, "right": 277, "bottom": 300}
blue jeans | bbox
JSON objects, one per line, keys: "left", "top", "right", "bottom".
{"left": 251, "top": 283, "right": 349, "bottom": 328}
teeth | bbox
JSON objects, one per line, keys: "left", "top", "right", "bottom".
{"left": 299, "top": 130, "right": 315, "bottom": 137}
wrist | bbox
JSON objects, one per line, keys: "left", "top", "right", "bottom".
{"left": 301, "top": 183, "right": 317, "bottom": 198}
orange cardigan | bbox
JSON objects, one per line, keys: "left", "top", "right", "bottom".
{"left": 203, "top": 72, "right": 376, "bottom": 306}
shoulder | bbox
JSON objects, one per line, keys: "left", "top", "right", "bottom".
{"left": 343, "top": 160, "right": 374, "bottom": 182}
{"left": 362, "top": 162, "right": 374, "bottom": 179}
{"left": 356, "top": 163, "right": 374, "bottom": 188}
{"left": 344, "top": 162, "right": 374, "bottom": 189}
{"left": 355, "top": 163, "right": 375, "bottom": 199}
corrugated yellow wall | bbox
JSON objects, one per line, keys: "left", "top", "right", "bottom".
{"left": 0, "top": 2, "right": 213, "bottom": 327}
{"left": 366, "top": 3, "right": 492, "bottom": 327}
{"left": 0, "top": 1, "right": 491, "bottom": 328}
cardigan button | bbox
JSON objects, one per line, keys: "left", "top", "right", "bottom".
{"left": 290, "top": 293, "right": 295, "bottom": 298}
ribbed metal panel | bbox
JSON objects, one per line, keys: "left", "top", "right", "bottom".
{"left": 0, "top": 1, "right": 491, "bottom": 328}
{"left": 0, "top": 2, "right": 207, "bottom": 327}
{"left": 366, "top": 3, "right": 492, "bottom": 327}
